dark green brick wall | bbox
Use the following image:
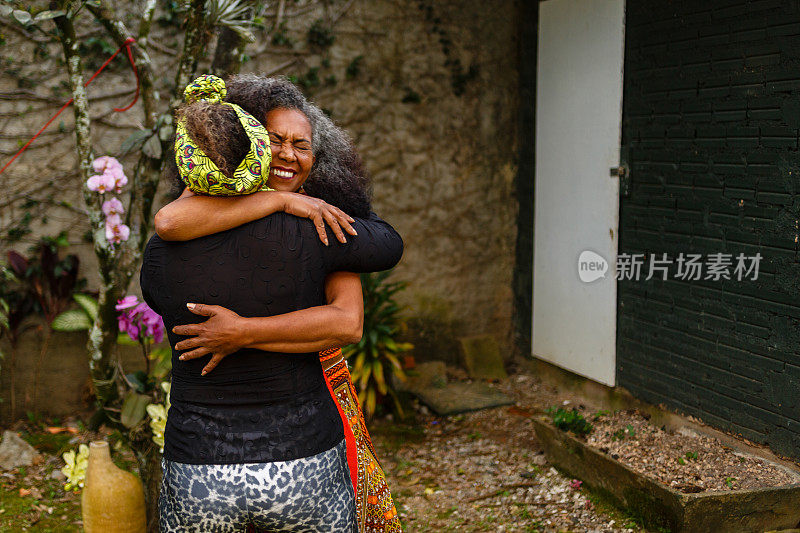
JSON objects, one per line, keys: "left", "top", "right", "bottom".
{"left": 618, "top": 0, "right": 800, "bottom": 458}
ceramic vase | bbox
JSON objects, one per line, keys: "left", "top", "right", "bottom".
{"left": 81, "top": 440, "right": 146, "bottom": 532}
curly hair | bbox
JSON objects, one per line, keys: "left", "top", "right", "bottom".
{"left": 225, "top": 74, "right": 372, "bottom": 217}
{"left": 175, "top": 102, "right": 250, "bottom": 180}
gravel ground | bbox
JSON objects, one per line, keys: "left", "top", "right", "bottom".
{"left": 369, "top": 372, "right": 643, "bottom": 532}
{"left": 370, "top": 367, "right": 800, "bottom": 532}
{"left": 586, "top": 409, "right": 796, "bottom": 493}
{"left": 10, "top": 366, "right": 793, "bottom": 532}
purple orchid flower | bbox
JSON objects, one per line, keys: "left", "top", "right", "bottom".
{"left": 116, "top": 296, "right": 165, "bottom": 343}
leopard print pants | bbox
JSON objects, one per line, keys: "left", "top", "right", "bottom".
{"left": 159, "top": 439, "right": 356, "bottom": 532}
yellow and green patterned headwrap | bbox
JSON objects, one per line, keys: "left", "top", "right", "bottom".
{"left": 175, "top": 74, "right": 272, "bottom": 196}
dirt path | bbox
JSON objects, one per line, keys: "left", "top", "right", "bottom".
{"left": 370, "top": 372, "right": 644, "bottom": 533}
{"left": 1, "top": 370, "right": 649, "bottom": 532}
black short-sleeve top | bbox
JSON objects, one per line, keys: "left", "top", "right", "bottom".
{"left": 139, "top": 212, "right": 403, "bottom": 464}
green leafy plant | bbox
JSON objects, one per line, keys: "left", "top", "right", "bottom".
{"left": 271, "top": 21, "right": 292, "bottom": 46}
{"left": 0, "top": 260, "right": 36, "bottom": 415}
{"left": 546, "top": 406, "right": 593, "bottom": 436}
{"left": 677, "top": 450, "right": 699, "bottom": 465}
{"left": 307, "top": 18, "right": 334, "bottom": 48}
{"left": 593, "top": 409, "right": 610, "bottom": 421}
{"left": 79, "top": 37, "right": 118, "bottom": 70}
{"left": 3, "top": 235, "right": 83, "bottom": 417}
{"left": 0, "top": 262, "right": 22, "bottom": 380}
{"left": 346, "top": 54, "right": 364, "bottom": 79}
{"left": 155, "top": 0, "right": 185, "bottom": 27}
{"left": 725, "top": 476, "right": 736, "bottom": 488}
{"left": 611, "top": 424, "right": 636, "bottom": 441}
{"left": 51, "top": 294, "right": 98, "bottom": 332}
{"left": 297, "top": 66, "right": 320, "bottom": 91}
{"left": 343, "top": 271, "right": 412, "bottom": 419}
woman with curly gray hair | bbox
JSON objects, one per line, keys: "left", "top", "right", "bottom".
{"left": 148, "top": 75, "right": 401, "bottom": 532}
{"left": 224, "top": 74, "right": 373, "bottom": 218}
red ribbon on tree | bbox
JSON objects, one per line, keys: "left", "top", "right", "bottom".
{"left": 0, "top": 36, "right": 140, "bottom": 176}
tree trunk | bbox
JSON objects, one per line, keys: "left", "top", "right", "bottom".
{"left": 56, "top": 6, "right": 134, "bottom": 412}
{"left": 211, "top": 26, "right": 245, "bottom": 78}
{"left": 173, "top": 0, "right": 213, "bottom": 105}
{"left": 131, "top": 438, "right": 162, "bottom": 533}
{"left": 87, "top": 279, "right": 124, "bottom": 408}
{"left": 129, "top": 156, "right": 163, "bottom": 253}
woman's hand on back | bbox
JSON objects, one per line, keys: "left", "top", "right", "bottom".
{"left": 171, "top": 270, "right": 364, "bottom": 376}
{"left": 279, "top": 192, "right": 357, "bottom": 246}
{"left": 173, "top": 303, "right": 248, "bottom": 375}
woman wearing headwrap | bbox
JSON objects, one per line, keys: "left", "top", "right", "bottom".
{"left": 142, "top": 75, "right": 401, "bottom": 532}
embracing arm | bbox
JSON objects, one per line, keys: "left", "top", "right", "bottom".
{"left": 155, "top": 188, "right": 356, "bottom": 245}
{"left": 173, "top": 271, "right": 363, "bottom": 374}
{"left": 247, "top": 271, "right": 363, "bottom": 351}
{"left": 324, "top": 211, "right": 404, "bottom": 273}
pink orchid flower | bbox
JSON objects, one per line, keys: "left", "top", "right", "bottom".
{"left": 106, "top": 166, "right": 128, "bottom": 193}
{"left": 92, "top": 156, "right": 122, "bottom": 174}
{"left": 86, "top": 173, "right": 116, "bottom": 193}
{"left": 105, "top": 213, "right": 122, "bottom": 226}
{"left": 105, "top": 220, "right": 130, "bottom": 244}
{"left": 116, "top": 295, "right": 139, "bottom": 311}
{"left": 102, "top": 197, "right": 124, "bottom": 217}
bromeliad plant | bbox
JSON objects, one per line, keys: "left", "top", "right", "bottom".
{"left": 343, "top": 271, "right": 413, "bottom": 419}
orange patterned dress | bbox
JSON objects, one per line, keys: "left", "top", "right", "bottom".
{"left": 319, "top": 348, "right": 402, "bottom": 532}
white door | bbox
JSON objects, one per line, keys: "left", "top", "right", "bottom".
{"left": 532, "top": 0, "right": 625, "bottom": 386}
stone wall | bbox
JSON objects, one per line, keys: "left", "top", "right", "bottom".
{"left": 0, "top": 318, "right": 148, "bottom": 420}
{"left": 293, "top": 0, "right": 520, "bottom": 361}
{"left": 0, "top": 0, "right": 521, "bottom": 415}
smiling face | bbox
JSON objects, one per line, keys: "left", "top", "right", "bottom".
{"left": 264, "top": 108, "right": 315, "bottom": 192}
